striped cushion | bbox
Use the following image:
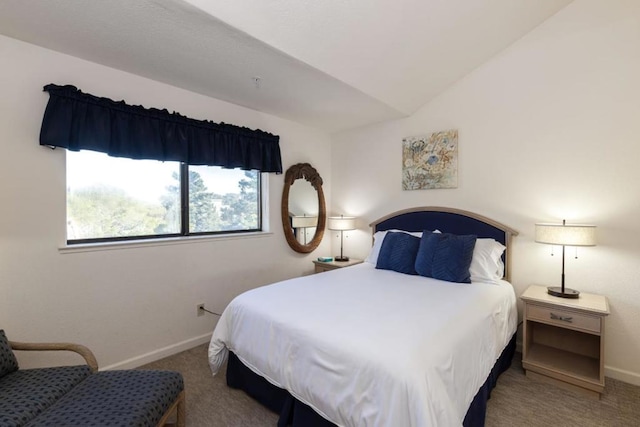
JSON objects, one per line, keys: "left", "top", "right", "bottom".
{"left": 0, "top": 365, "right": 92, "bottom": 427}
{"left": 415, "top": 232, "right": 477, "bottom": 283}
{"left": 26, "top": 370, "right": 184, "bottom": 427}
{"left": 375, "top": 231, "right": 421, "bottom": 275}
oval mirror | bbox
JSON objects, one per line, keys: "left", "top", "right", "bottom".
{"left": 281, "top": 163, "right": 326, "bottom": 253}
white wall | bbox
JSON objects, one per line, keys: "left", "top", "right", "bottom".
{"left": 331, "top": 0, "right": 640, "bottom": 384}
{"left": 0, "top": 34, "right": 332, "bottom": 369}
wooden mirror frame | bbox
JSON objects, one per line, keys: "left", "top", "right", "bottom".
{"left": 281, "top": 163, "right": 326, "bottom": 253}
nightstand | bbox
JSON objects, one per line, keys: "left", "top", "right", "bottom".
{"left": 313, "top": 258, "right": 363, "bottom": 274}
{"left": 521, "top": 285, "right": 609, "bottom": 398}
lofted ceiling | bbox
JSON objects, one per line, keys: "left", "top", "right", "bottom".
{"left": 0, "top": 0, "right": 573, "bottom": 133}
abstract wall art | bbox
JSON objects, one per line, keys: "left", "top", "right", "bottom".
{"left": 402, "top": 129, "right": 458, "bottom": 190}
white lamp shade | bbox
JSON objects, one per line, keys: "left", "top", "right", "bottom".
{"left": 291, "top": 215, "right": 318, "bottom": 228}
{"left": 535, "top": 223, "right": 596, "bottom": 246}
{"left": 327, "top": 216, "right": 356, "bottom": 231}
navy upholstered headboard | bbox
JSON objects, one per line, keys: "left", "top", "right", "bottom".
{"left": 370, "top": 207, "right": 519, "bottom": 281}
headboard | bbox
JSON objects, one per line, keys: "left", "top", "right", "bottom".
{"left": 370, "top": 207, "right": 519, "bottom": 281}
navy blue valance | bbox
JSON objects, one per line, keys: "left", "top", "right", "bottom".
{"left": 39, "top": 84, "right": 282, "bottom": 173}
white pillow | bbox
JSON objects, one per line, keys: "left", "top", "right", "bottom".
{"left": 469, "top": 238, "right": 506, "bottom": 283}
{"left": 365, "top": 229, "right": 439, "bottom": 264}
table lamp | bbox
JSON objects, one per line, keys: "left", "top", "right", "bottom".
{"left": 328, "top": 215, "right": 356, "bottom": 262}
{"left": 535, "top": 220, "right": 596, "bottom": 298}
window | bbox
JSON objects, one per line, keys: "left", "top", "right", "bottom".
{"left": 66, "top": 151, "right": 261, "bottom": 243}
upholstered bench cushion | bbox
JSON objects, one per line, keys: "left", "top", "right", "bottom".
{"left": 0, "top": 330, "right": 19, "bottom": 377}
{"left": 26, "top": 370, "right": 184, "bottom": 427}
{"left": 0, "top": 365, "right": 92, "bottom": 427}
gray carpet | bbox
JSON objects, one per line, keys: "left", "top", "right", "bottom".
{"left": 141, "top": 344, "right": 640, "bottom": 426}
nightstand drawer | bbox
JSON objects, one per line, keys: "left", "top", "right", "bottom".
{"left": 313, "top": 259, "right": 363, "bottom": 274}
{"left": 527, "top": 305, "right": 601, "bottom": 334}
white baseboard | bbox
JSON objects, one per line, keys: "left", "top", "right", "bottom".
{"left": 100, "top": 332, "right": 212, "bottom": 371}
{"left": 98, "top": 333, "right": 640, "bottom": 388}
{"left": 605, "top": 365, "right": 640, "bottom": 386}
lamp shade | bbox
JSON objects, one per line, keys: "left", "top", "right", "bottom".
{"left": 327, "top": 216, "right": 356, "bottom": 231}
{"left": 291, "top": 215, "right": 318, "bottom": 228}
{"left": 535, "top": 223, "right": 596, "bottom": 246}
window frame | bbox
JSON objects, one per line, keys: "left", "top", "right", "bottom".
{"left": 66, "top": 160, "right": 263, "bottom": 245}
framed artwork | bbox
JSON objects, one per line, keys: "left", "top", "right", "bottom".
{"left": 402, "top": 129, "right": 458, "bottom": 190}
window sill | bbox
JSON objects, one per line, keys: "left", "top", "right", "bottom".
{"left": 59, "top": 231, "right": 274, "bottom": 254}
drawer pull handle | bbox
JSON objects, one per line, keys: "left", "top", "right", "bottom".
{"left": 550, "top": 313, "right": 573, "bottom": 323}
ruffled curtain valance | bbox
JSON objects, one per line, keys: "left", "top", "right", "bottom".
{"left": 39, "top": 84, "right": 282, "bottom": 173}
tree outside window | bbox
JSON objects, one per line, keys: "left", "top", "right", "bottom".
{"left": 66, "top": 151, "right": 261, "bottom": 243}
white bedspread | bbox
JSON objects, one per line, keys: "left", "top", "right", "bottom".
{"left": 208, "top": 263, "right": 517, "bottom": 427}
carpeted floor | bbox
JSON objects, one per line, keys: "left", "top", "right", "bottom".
{"left": 141, "top": 344, "right": 640, "bottom": 426}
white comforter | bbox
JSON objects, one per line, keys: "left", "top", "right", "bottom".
{"left": 208, "top": 263, "right": 517, "bottom": 427}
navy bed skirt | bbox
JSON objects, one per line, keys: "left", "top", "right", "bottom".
{"left": 226, "top": 333, "right": 516, "bottom": 427}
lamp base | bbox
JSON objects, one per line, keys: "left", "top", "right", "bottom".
{"left": 334, "top": 256, "right": 350, "bottom": 262}
{"left": 547, "top": 286, "right": 580, "bottom": 299}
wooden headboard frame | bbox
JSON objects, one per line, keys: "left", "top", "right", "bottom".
{"left": 370, "top": 206, "right": 519, "bottom": 282}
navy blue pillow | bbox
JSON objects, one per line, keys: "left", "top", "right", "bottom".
{"left": 415, "top": 232, "right": 477, "bottom": 283}
{"left": 376, "top": 232, "right": 421, "bottom": 275}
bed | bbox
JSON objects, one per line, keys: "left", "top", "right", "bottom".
{"left": 209, "top": 207, "right": 519, "bottom": 426}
